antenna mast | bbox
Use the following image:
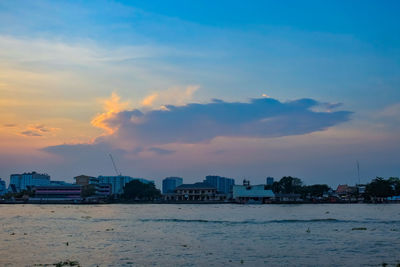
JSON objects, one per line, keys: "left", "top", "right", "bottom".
{"left": 356, "top": 160, "right": 360, "bottom": 184}
{"left": 109, "top": 154, "right": 122, "bottom": 176}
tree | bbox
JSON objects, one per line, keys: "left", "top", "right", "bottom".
{"left": 279, "top": 176, "right": 303, "bottom": 194}
{"left": 366, "top": 177, "right": 393, "bottom": 198}
{"left": 388, "top": 177, "right": 400, "bottom": 195}
{"left": 301, "top": 184, "right": 331, "bottom": 198}
{"left": 272, "top": 176, "right": 303, "bottom": 194}
{"left": 123, "top": 180, "right": 161, "bottom": 201}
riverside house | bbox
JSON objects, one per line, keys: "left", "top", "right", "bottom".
{"left": 166, "top": 182, "right": 222, "bottom": 201}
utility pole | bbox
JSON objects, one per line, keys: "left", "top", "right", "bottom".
{"left": 356, "top": 160, "right": 360, "bottom": 185}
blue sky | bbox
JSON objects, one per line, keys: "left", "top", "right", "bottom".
{"left": 0, "top": 0, "right": 399, "bottom": 187}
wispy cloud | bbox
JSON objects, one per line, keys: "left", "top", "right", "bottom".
{"left": 148, "top": 147, "right": 175, "bottom": 155}
{"left": 20, "top": 130, "right": 42, "bottom": 137}
{"left": 16, "top": 124, "right": 59, "bottom": 137}
{"left": 3, "top": 124, "right": 16, "bottom": 127}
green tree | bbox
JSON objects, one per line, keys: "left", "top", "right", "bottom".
{"left": 123, "top": 180, "right": 161, "bottom": 201}
{"left": 274, "top": 176, "right": 303, "bottom": 194}
{"left": 300, "top": 184, "right": 331, "bottom": 198}
{"left": 366, "top": 177, "right": 393, "bottom": 198}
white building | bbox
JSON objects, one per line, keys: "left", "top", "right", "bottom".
{"left": 232, "top": 184, "right": 275, "bottom": 204}
{"left": 9, "top": 172, "right": 50, "bottom": 192}
{"left": 97, "top": 176, "right": 154, "bottom": 195}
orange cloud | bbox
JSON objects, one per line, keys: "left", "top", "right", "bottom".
{"left": 91, "top": 92, "right": 129, "bottom": 134}
{"left": 139, "top": 85, "right": 199, "bottom": 109}
{"left": 141, "top": 93, "right": 159, "bottom": 107}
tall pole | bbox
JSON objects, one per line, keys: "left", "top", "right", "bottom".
{"left": 109, "top": 154, "right": 121, "bottom": 176}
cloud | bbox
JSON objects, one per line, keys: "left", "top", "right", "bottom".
{"left": 141, "top": 93, "right": 159, "bottom": 107}
{"left": 16, "top": 124, "right": 59, "bottom": 137}
{"left": 148, "top": 147, "right": 175, "bottom": 155}
{"left": 140, "top": 85, "right": 200, "bottom": 109}
{"left": 91, "top": 92, "right": 130, "bottom": 135}
{"left": 20, "top": 130, "right": 42, "bottom": 137}
{"left": 45, "top": 96, "right": 351, "bottom": 158}
{"left": 103, "top": 97, "right": 351, "bottom": 146}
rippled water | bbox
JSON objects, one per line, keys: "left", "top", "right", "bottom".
{"left": 1, "top": 204, "right": 400, "bottom": 266}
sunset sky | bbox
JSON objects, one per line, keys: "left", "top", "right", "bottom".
{"left": 1, "top": 0, "right": 399, "bottom": 187}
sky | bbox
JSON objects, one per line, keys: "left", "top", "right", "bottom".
{"left": 0, "top": 0, "right": 399, "bottom": 188}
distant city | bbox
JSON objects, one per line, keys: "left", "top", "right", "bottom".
{"left": 0, "top": 171, "right": 399, "bottom": 204}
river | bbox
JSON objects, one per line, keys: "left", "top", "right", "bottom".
{"left": 0, "top": 204, "right": 399, "bottom": 266}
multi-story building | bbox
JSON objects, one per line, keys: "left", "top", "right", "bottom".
{"left": 9, "top": 172, "right": 50, "bottom": 192}
{"left": 74, "top": 175, "right": 99, "bottom": 186}
{"left": 204, "top": 175, "right": 235, "bottom": 195}
{"left": 98, "top": 176, "right": 154, "bottom": 195}
{"left": 162, "top": 177, "right": 183, "bottom": 194}
{"left": 95, "top": 183, "right": 112, "bottom": 197}
{"left": 0, "top": 178, "right": 6, "bottom": 195}
{"left": 171, "top": 182, "right": 219, "bottom": 201}
{"left": 31, "top": 185, "right": 82, "bottom": 202}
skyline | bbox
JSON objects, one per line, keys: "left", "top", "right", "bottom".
{"left": 1, "top": 1, "right": 399, "bottom": 186}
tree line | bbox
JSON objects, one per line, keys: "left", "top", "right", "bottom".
{"left": 266, "top": 176, "right": 400, "bottom": 201}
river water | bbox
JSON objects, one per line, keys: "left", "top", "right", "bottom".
{"left": 0, "top": 204, "right": 399, "bottom": 266}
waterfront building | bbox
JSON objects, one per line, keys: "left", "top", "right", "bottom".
{"left": 274, "top": 193, "right": 302, "bottom": 202}
{"left": 162, "top": 177, "right": 183, "bottom": 194}
{"left": 204, "top": 175, "right": 235, "bottom": 195}
{"left": 9, "top": 172, "right": 50, "bottom": 192}
{"left": 170, "top": 182, "right": 219, "bottom": 201}
{"left": 50, "top": 180, "right": 73, "bottom": 186}
{"left": 74, "top": 175, "right": 99, "bottom": 186}
{"left": 0, "top": 178, "right": 6, "bottom": 195}
{"left": 95, "top": 183, "right": 112, "bottom": 197}
{"left": 31, "top": 185, "right": 82, "bottom": 202}
{"left": 336, "top": 184, "right": 357, "bottom": 200}
{"left": 266, "top": 177, "right": 274, "bottom": 185}
{"left": 98, "top": 176, "right": 154, "bottom": 195}
{"left": 232, "top": 180, "right": 275, "bottom": 204}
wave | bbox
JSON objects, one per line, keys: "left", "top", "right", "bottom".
{"left": 139, "top": 218, "right": 400, "bottom": 225}
{"left": 140, "top": 218, "right": 342, "bottom": 224}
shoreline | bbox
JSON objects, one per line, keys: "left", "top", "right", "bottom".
{"left": 1, "top": 200, "right": 399, "bottom": 205}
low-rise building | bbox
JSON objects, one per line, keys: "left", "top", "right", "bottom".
{"left": 336, "top": 184, "right": 358, "bottom": 200}
{"left": 232, "top": 182, "right": 275, "bottom": 204}
{"left": 274, "top": 193, "right": 302, "bottom": 202}
{"left": 31, "top": 185, "right": 82, "bottom": 202}
{"left": 170, "top": 182, "right": 220, "bottom": 201}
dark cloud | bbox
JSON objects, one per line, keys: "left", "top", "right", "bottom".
{"left": 3, "top": 124, "right": 17, "bottom": 127}
{"left": 20, "top": 130, "right": 42, "bottom": 137}
{"left": 44, "top": 97, "right": 351, "bottom": 159}
{"left": 34, "top": 124, "right": 50, "bottom": 132}
{"left": 105, "top": 97, "right": 351, "bottom": 146}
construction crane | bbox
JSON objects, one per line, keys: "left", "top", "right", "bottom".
{"left": 109, "top": 153, "right": 122, "bottom": 176}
